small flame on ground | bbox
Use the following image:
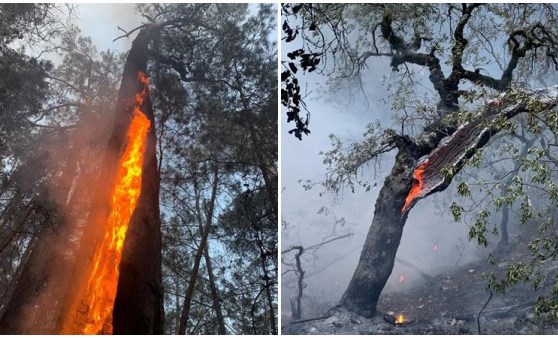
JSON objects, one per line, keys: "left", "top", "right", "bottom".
{"left": 395, "top": 314, "right": 405, "bottom": 324}
{"left": 398, "top": 275, "right": 405, "bottom": 283}
{"left": 61, "top": 71, "right": 151, "bottom": 334}
{"left": 402, "top": 160, "right": 429, "bottom": 214}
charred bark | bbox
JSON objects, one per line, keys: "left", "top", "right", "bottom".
{"left": 112, "top": 26, "right": 163, "bottom": 333}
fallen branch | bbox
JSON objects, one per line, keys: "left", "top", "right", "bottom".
{"left": 289, "top": 314, "right": 332, "bottom": 325}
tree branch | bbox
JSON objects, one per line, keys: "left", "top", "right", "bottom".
{"left": 378, "top": 13, "right": 450, "bottom": 112}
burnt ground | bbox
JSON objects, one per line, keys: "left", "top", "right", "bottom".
{"left": 282, "top": 232, "right": 558, "bottom": 335}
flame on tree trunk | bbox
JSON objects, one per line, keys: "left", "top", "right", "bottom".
{"left": 0, "top": 25, "right": 163, "bottom": 334}
{"left": 58, "top": 26, "right": 163, "bottom": 334}
{"left": 401, "top": 160, "right": 428, "bottom": 214}
{"left": 339, "top": 87, "right": 558, "bottom": 318}
{"left": 60, "top": 73, "right": 151, "bottom": 334}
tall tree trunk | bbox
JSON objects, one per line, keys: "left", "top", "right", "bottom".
{"left": 249, "top": 122, "right": 278, "bottom": 224}
{"left": 112, "top": 25, "right": 163, "bottom": 334}
{"left": 203, "top": 244, "right": 227, "bottom": 334}
{"left": 178, "top": 165, "right": 219, "bottom": 334}
{"left": 0, "top": 204, "right": 33, "bottom": 255}
{"left": 0, "top": 233, "right": 36, "bottom": 319}
{"left": 0, "top": 198, "right": 71, "bottom": 333}
{"left": 0, "top": 110, "right": 111, "bottom": 334}
{"left": 54, "top": 25, "right": 163, "bottom": 334}
{"left": 0, "top": 25, "right": 164, "bottom": 334}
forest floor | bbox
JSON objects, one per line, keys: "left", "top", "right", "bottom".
{"left": 282, "top": 231, "right": 558, "bottom": 334}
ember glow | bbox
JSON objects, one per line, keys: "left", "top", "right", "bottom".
{"left": 402, "top": 160, "right": 429, "bottom": 214}
{"left": 61, "top": 72, "right": 151, "bottom": 334}
{"left": 398, "top": 275, "right": 405, "bottom": 283}
{"left": 395, "top": 314, "right": 405, "bottom": 324}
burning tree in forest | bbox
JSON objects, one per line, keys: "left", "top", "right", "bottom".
{"left": 0, "top": 4, "right": 277, "bottom": 335}
{"left": 0, "top": 25, "right": 163, "bottom": 334}
{"left": 282, "top": 3, "right": 558, "bottom": 323}
{"left": 60, "top": 72, "right": 155, "bottom": 334}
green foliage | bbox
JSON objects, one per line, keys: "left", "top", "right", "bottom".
{"left": 454, "top": 92, "right": 558, "bottom": 321}
{"left": 318, "top": 121, "right": 388, "bottom": 196}
{"left": 141, "top": 4, "right": 278, "bottom": 333}
{"left": 450, "top": 202, "right": 463, "bottom": 222}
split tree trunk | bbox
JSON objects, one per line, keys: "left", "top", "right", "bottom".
{"left": 338, "top": 89, "right": 558, "bottom": 317}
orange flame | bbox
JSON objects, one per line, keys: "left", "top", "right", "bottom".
{"left": 395, "top": 314, "right": 405, "bottom": 324}
{"left": 398, "top": 275, "right": 405, "bottom": 283}
{"left": 402, "top": 160, "right": 429, "bottom": 214}
{"left": 61, "top": 72, "right": 151, "bottom": 334}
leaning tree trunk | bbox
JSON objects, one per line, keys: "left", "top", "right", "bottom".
{"left": 338, "top": 147, "right": 416, "bottom": 317}
{"left": 178, "top": 165, "right": 219, "bottom": 335}
{"left": 338, "top": 88, "right": 558, "bottom": 317}
{"left": 203, "top": 245, "right": 227, "bottom": 334}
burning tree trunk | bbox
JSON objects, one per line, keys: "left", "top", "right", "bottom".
{"left": 0, "top": 25, "right": 163, "bottom": 334}
{"left": 339, "top": 87, "right": 558, "bottom": 317}
{"left": 57, "top": 25, "right": 163, "bottom": 334}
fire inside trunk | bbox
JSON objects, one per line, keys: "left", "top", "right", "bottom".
{"left": 401, "top": 160, "right": 428, "bottom": 214}
{"left": 60, "top": 72, "right": 151, "bottom": 334}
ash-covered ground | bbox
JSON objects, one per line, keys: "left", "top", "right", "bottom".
{"left": 282, "top": 232, "right": 558, "bottom": 335}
